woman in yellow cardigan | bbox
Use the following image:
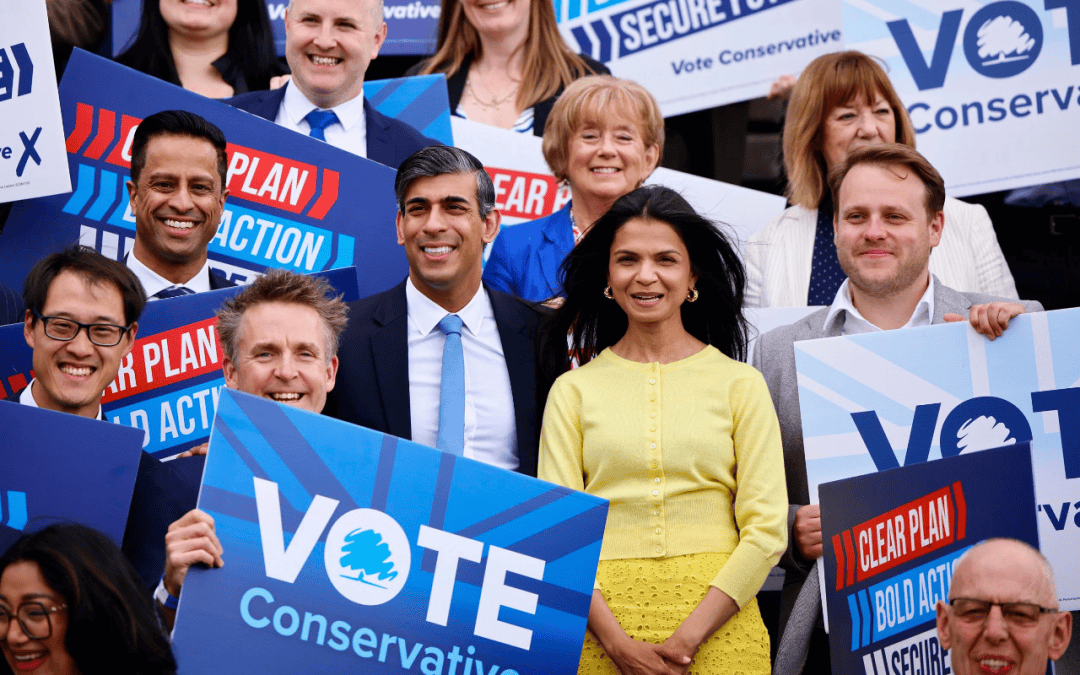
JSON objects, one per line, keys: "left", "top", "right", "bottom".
{"left": 538, "top": 186, "right": 788, "bottom": 674}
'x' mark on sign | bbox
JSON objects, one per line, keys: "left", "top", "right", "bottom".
{"left": 16, "top": 126, "right": 41, "bottom": 177}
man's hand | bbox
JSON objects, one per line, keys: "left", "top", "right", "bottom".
{"left": 943, "top": 302, "right": 1026, "bottom": 340}
{"left": 269, "top": 74, "right": 292, "bottom": 90}
{"left": 794, "top": 504, "right": 822, "bottom": 560}
{"left": 176, "top": 442, "right": 208, "bottom": 458}
{"left": 164, "top": 509, "right": 223, "bottom": 598}
{"left": 767, "top": 74, "right": 796, "bottom": 101}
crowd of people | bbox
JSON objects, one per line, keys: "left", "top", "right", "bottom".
{"left": 2, "top": 0, "right": 1078, "bottom": 673}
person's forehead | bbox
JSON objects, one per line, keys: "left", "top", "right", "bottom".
{"left": 239, "top": 301, "right": 329, "bottom": 346}
{"left": 952, "top": 543, "right": 1052, "bottom": 602}
{"left": 143, "top": 134, "right": 220, "bottom": 176}
{"left": 405, "top": 171, "right": 478, "bottom": 205}
{"left": 43, "top": 270, "right": 125, "bottom": 320}
{"left": 291, "top": 0, "right": 370, "bottom": 21}
{"left": 839, "top": 163, "right": 922, "bottom": 206}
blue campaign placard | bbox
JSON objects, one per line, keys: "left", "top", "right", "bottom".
{"left": 0, "top": 400, "right": 144, "bottom": 554}
{"left": 0, "top": 49, "right": 409, "bottom": 298}
{"left": 819, "top": 443, "right": 1039, "bottom": 675}
{"left": 795, "top": 308, "right": 1080, "bottom": 612}
{"left": 171, "top": 389, "right": 608, "bottom": 674}
{"left": 0, "top": 267, "right": 360, "bottom": 460}
{"left": 367, "top": 74, "right": 453, "bottom": 146}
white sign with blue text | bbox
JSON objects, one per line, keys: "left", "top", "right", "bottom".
{"left": 843, "top": 0, "right": 1080, "bottom": 196}
{"left": 0, "top": 0, "right": 70, "bottom": 202}
{"left": 795, "top": 309, "right": 1080, "bottom": 614}
{"left": 557, "top": 0, "right": 843, "bottom": 116}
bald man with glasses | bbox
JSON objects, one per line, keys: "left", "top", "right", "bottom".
{"left": 936, "top": 539, "right": 1072, "bottom": 675}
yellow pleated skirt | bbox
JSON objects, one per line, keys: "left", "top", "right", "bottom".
{"left": 578, "top": 552, "right": 771, "bottom": 675}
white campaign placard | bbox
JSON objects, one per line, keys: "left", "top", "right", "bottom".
{"left": 451, "top": 117, "right": 787, "bottom": 255}
{"left": 0, "top": 0, "right": 70, "bottom": 202}
{"left": 556, "top": 0, "right": 843, "bottom": 116}
{"left": 844, "top": 0, "right": 1080, "bottom": 196}
{"left": 796, "top": 310, "right": 1080, "bottom": 613}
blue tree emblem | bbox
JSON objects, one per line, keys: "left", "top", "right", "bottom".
{"left": 338, "top": 528, "right": 399, "bottom": 588}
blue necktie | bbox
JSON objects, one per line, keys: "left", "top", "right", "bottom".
{"left": 436, "top": 314, "right": 465, "bottom": 456}
{"left": 807, "top": 192, "right": 848, "bottom": 305}
{"left": 304, "top": 109, "right": 339, "bottom": 142}
{"left": 152, "top": 286, "right": 195, "bottom": 300}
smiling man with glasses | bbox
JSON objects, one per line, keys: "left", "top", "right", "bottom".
{"left": 936, "top": 538, "right": 1072, "bottom": 675}
{"left": 17, "top": 245, "right": 145, "bottom": 419}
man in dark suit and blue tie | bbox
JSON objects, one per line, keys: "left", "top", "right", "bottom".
{"left": 225, "top": 0, "right": 437, "bottom": 169}
{"left": 326, "top": 146, "right": 549, "bottom": 477}
{"left": 125, "top": 110, "right": 238, "bottom": 299}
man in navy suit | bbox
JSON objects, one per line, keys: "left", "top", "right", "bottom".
{"left": 326, "top": 146, "right": 549, "bottom": 477}
{"left": 125, "top": 111, "right": 238, "bottom": 298}
{"left": 11, "top": 245, "right": 197, "bottom": 589}
{"left": 226, "top": 0, "right": 437, "bottom": 169}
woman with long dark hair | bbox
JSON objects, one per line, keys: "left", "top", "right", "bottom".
{"left": 0, "top": 525, "right": 177, "bottom": 675}
{"left": 538, "top": 186, "right": 787, "bottom": 674}
{"left": 117, "top": 0, "right": 285, "bottom": 98}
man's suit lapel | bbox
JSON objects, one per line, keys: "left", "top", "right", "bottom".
{"left": 931, "top": 276, "right": 974, "bottom": 323}
{"left": 370, "top": 282, "right": 412, "bottom": 440}
{"left": 364, "top": 99, "right": 392, "bottom": 168}
{"left": 252, "top": 87, "right": 288, "bottom": 121}
{"left": 488, "top": 287, "right": 538, "bottom": 476}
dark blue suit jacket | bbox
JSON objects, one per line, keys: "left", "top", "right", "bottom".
{"left": 324, "top": 280, "right": 551, "bottom": 477}
{"left": 225, "top": 85, "right": 439, "bottom": 170}
{"left": 209, "top": 269, "right": 238, "bottom": 290}
{"left": 482, "top": 204, "right": 573, "bottom": 302}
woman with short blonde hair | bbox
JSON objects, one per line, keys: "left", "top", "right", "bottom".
{"left": 483, "top": 75, "right": 664, "bottom": 302}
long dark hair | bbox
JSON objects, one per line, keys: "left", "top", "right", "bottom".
{"left": 116, "top": 0, "right": 284, "bottom": 93}
{"left": 540, "top": 186, "right": 748, "bottom": 379}
{"left": 0, "top": 525, "right": 177, "bottom": 675}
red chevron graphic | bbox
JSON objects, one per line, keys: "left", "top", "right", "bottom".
{"left": 65, "top": 102, "right": 94, "bottom": 154}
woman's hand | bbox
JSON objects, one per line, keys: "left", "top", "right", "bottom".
{"left": 661, "top": 587, "right": 739, "bottom": 668}
{"left": 607, "top": 637, "right": 690, "bottom": 675}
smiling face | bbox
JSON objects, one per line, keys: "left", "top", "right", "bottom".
{"left": 159, "top": 0, "right": 238, "bottom": 40}
{"left": 820, "top": 91, "right": 896, "bottom": 170}
{"left": 567, "top": 114, "right": 659, "bottom": 210}
{"left": 285, "top": 0, "right": 386, "bottom": 109}
{"left": 23, "top": 270, "right": 137, "bottom": 419}
{"left": 937, "top": 541, "right": 1072, "bottom": 675}
{"left": 127, "top": 133, "right": 227, "bottom": 282}
{"left": 833, "top": 162, "right": 942, "bottom": 301}
{"left": 0, "top": 561, "right": 77, "bottom": 675}
{"left": 607, "top": 217, "right": 696, "bottom": 331}
{"left": 222, "top": 301, "right": 338, "bottom": 413}
{"left": 460, "top": 0, "right": 530, "bottom": 43}
{"left": 397, "top": 171, "right": 500, "bottom": 311}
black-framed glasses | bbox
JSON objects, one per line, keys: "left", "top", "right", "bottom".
{"left": 0, "top": 601, "right": 68, "bottom": 640}
{"left": 949, "top": 598, "right": 1058, "bottom": 628}
{"left": 31, "top": 308, "right": 132, "bottom": 347}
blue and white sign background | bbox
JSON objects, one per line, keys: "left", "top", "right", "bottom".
{"left": 558, "top": 0, "right": 843, "bottom": 116}
{"left": 172, "top": 390, "right": 608, "bottom": 674}
{"left": 844, "top": 0, "right": 1080, "bottom": 196}
{"left": 0, "top": 401, "right": 144, "bottom": 555}
{"left": 795, "top": 308, "right": 1080, "bottom": 615}
{"left": 0, "top": 0, "right": 71, "bottom": 202}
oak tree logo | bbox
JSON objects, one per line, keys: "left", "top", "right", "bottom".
{"left": 323, "top": 508, "right": 411, "bottom": 605}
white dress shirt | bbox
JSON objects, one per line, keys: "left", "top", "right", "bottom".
{"left": 405, "top": 279, "right": 518, "bottom": 470}
{"left": 20, "top": 379, "right": 105, "bottom": 420}
{"left": 276, "top": 82, "right": 368, "bottom": 158}
{"left": 127, "top": 252, "right": 213, "bottom": 299}
{"left": 823, "top": 275, "right": 936, "bottom": 336}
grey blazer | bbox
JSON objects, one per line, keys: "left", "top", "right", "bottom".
{"left": 751, "top": 277, "right": 1043, "bottom": 674}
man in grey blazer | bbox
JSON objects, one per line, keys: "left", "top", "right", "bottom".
{"left": 753, "top": 144, "right": 1043, "bottom": 674}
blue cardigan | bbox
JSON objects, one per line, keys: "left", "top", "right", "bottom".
{"left": 483, "top": 204, "right": 574, "bottom": 302}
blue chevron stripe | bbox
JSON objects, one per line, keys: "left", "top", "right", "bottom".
{"left": 62, "top": 164, "right": 96, "bottom": 215}
{"left": 4, "top": 491, "right": 27, "bottom": 530}
{"left": 85, "top": 169, "right": 119, "bottom": 221}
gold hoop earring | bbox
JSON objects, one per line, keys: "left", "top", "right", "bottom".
{"left": 603, "top": 286, "right": 614, "bottom": 299}
{"left": 686, "top": 288, "right": 699, "bottom": 303}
